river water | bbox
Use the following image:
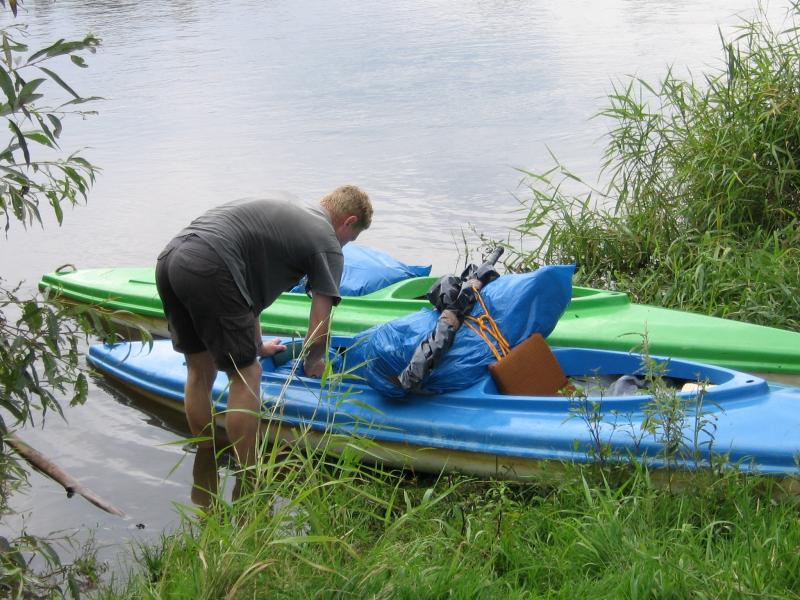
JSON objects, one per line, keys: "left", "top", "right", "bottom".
{"left": 0, "top": 0, "right": 786, "bottom": 582}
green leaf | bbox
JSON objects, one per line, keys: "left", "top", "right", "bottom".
{"left": 3, "top": 400, "right": 25, "bottom": 423}
{"left": 2, "top": 34, "right": 11, "bottom": 67}
{"left": 4, "top": 547, "right": 26, "bottom": 570}
{"left": 61, "top": 95, "right": 103, "bottom": 107}
{"left": 46, "top": 308, "right": 59, "bottom": 344}
{"left": 27, "top": 39, "right": 66, "bottom": 63}
{"left": 4, "top": 38, "right": 27, "bottom": 54}
{"left": 38, "top": 66, "right": 80, "bottom": 100}
{"left": 0, "top": 164, "right": 33, "bottom": 184}
{"left": 22, "top": 300, "right": 43, "bottom": 330}
{"left": 0, "top": 64, "right": 15, "bottom": 104}
{"left": 15, "top": 78, "right": 46, "bottom": 108}
{"left": 70, "top": 55, "right": 87, "bottom": 68}
{"left": 23, "top": 195, "right": 43, "bottom": 227}
{"left": 34, "top": 114, "right": 56, "bottom": 144}
{"left": 27, "top": 39, "right": 97, "bottom": 63}
{"left": 68, "top": 573, "right": 81, "bottom": 600}
{"left": 70, "top": 156, "right": 93, "bottom": 169}
{"left": 23, "top": 131, "right": 54, "bottom": 147}
{"left": 8, "top": 120, "right": 29, "bottom": 165}
{"left": 73, "top": 373, "right": 88, "bottom": 406}
{"left": 63, "top": 166, "right": 87, "bottom": 192}
{"left": 46, "top": 113, "right": 62, "bottom": 138}
{"left": 42, "top": 352, "right": 57, "bottom": 379}
{"left": 49, "top": 191, "right": 63, "bottom": 224}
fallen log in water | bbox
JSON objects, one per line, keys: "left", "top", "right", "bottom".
{"left": 4, "top": 432, "right": 126, "bottom": 517}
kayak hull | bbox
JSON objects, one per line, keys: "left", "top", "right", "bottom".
{"left": 87, "top": 336, "right": 800, "bottom": 479}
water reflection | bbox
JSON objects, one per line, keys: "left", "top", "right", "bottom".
{"left": 190, "top": 444, "right": 233, "bottom": 509}
{"left": 189, "top": 439, "right": 300, "bottom": 515}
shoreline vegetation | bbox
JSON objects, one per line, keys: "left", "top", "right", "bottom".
{"left": 103, "top": 4, "right": 800, "bottom": 598}
{"left": 104, "top": 429, "right": 800, "bottom": 599}
{"left": 491, "top": 2, "right": 800, "bottom": 334}
{"left": 4, "top": 2, "right": 800, "bottom": 598}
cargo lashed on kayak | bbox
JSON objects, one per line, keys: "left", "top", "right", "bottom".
{"left": 42, "top": 266, "right": 800, "bottom": 377}
{"left": 87, "top": 336, "right": 800, "bottom": 480}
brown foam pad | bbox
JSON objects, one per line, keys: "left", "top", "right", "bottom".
{"left": 488, "top": 332, "right": 569, "bottom": 396}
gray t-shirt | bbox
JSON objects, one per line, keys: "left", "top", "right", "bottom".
{"left": 179, "top": 197, "right": 343, "bottom": 312}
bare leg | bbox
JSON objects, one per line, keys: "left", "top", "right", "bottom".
{"left": 225, "top": 360, "right": 263, "bottom": 467}
{"left": 184, "top": 351, "right": 218, "bottom": 442}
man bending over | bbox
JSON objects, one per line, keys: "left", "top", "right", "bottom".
{"left": 155, "top": 186, "right": 372, "bottom": 466}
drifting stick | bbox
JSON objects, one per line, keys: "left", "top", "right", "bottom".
{"left": 4, "top": 432, "right": 126, "bottom": 517}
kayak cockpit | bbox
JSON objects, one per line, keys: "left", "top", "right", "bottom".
{"left": 469, "top": 347, "right": 768, "bottom": 411}
{"left": 261, "top": 337, "right": 768, "bottom": 413}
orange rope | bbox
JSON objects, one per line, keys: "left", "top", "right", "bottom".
{"left": 464, "top": 287, "right": 511, "bottom": 361}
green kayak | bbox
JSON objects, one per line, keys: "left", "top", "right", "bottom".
{"left": 40, "top": 266, "right": 800, "bottom": 378}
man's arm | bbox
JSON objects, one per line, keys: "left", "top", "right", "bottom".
{"left": 303, "top": 292, "right": 335, "bottom": 377}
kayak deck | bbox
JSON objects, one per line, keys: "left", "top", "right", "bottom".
{"left": 41, "top": 267, "right": 800, "bottom": 375}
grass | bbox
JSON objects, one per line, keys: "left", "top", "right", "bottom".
{"left": 101, "top": 431, "right": 800, "bottom": 599}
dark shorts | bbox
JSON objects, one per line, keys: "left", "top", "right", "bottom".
{"left": 155, "top": 234, "right": 260, "bottom": 372}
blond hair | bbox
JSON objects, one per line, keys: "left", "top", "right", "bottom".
{"left": 320, "top": 185, "right": 373, "bottom": 230}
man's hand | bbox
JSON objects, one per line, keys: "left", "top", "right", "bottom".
{"left": 302, "top": 357, "right": 326, "bottom": 378}
{"left": 258, "top": 337, "right": 287, "bottom": 358}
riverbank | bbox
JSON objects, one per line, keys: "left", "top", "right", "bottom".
{"left": 103, "top": 434, "right": 800, "bottom": 598}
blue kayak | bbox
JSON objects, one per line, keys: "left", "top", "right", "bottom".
{"left": 87, "top": 337, "right": 800, "bottom": 479}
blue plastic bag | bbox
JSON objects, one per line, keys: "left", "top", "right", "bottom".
{"left": 292, "top": 244, "right": 431, "bottom": 297}
{"left": 338, "top": 265, "right": 575, "bottom": 397}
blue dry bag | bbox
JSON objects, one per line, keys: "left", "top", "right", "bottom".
{"left": 339, "top": 264, "right": 575, "bottom": 397}
{"left": 292, "top": 244, "right": 431, "bottom": 297}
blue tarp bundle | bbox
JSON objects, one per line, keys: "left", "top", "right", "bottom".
{"left": 292, "top": 244, "right": 431, "bottom": 297}
{"left": 338, "top": 264, "right": 575, "bottom": 397}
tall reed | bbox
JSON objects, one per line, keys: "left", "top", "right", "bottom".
{"left": 105, "top": 437, "right": 800, "bottom": 598}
